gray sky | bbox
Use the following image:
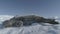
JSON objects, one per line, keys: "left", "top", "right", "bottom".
{"left": 0, "top": 0, "right": 60, "bottom": 17}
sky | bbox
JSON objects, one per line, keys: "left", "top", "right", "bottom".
{"left": 0, "top": 0, "right": 60, "bottom": 17}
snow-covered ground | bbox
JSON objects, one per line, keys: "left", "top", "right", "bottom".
{"left": 0, "top": 24, "right": 60, "bottom": 34}
{"left": 0, "top": 15, "right": 60, "bottom": 34}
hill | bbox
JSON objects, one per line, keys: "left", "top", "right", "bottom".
{"left": 2, "top": 15, "right": 59, "bottom": 28}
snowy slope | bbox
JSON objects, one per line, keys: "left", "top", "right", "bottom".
{"left": 0, "top": 24, "right": 60, "bottom": 34}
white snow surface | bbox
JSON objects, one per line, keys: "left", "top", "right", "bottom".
{"left": 0, "top": 24, "right": 60, "bottom": 34}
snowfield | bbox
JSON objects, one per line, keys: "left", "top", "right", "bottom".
{"left": 0, "top": 24, "right": 60, "bottom": 34}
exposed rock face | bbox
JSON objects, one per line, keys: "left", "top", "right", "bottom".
{"left": 2, "top": 15, "right": 59, "bottom": 28}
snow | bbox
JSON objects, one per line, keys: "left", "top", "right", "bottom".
{"left": 0, "top": 23, "right": 60, "bottom": 34}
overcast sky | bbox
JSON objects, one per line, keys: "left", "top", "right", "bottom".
{"left": 0, "top": 0, "right": 60, "bottom": 17}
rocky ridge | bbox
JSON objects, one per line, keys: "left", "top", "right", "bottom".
{"left": 2, "top": 15, "right": 59, "bottom": 28}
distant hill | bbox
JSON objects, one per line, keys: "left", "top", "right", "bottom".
{"left": 2, "top": 15, "right": 59, "bottom": 28}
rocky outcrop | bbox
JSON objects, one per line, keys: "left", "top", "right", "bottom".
{"left": 2, "top": 15, "right": 59, "bottom": 28}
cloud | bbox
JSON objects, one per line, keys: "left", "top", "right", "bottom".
{"left": 0, "top": 15, "right": 14, "bottom": 24}
{"left": 54, "top": 16, "right": 59, "bottom": 19}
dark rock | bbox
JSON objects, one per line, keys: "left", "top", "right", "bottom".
{"left": 2, "top": 15, "right": 59, "bottom": 28}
